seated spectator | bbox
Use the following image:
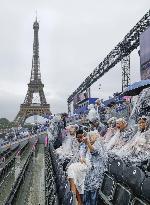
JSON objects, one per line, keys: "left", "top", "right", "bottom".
{"left": 55, "top": 125, "right": 78, "bottom": 163}
{"left": 89, "top": 118, "right": 107, "bottom": 137}
{"left": 106, "top": 118, "right": 134, "bottom": 156}
{"left": 83, "top": 131, "right": 107, "bottom": 205}
{"left": 67, "top": 131, "right": 89, "bottom": 205}
{"left": 116, "top": 116, "right": 150, "bottom": 166}
{"left": 61, "top": 129, "right": 87, "bottom": 173}
{"left": 104, "top": 117, "right": 117, "bottom": 143}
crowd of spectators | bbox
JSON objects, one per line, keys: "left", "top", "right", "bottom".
{"left": 47, "top": 88, "right": 150, "bottom": 205}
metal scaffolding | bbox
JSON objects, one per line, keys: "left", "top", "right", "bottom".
{"left": 67, "top": 10, "right": 150, "bottom": 104}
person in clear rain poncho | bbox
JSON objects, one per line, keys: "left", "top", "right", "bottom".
{"left": 67, "top": 130, "right": 88, "bottom": 205}
{"left": 106, "top": 118, "right": 135, "bottom": 158}
{"left": 67, "top": 131, "right": 107, "bottom": 205}
{"left": 106, "top": 118, "right": 127, "bottom": 151}
{"left": 47, "top": 115, "right": 61, "bottom": 143}
{"left": 115, "top": 116, "right": 150, "bottom": 166}
{"left": 55, "top": 125, "right": 79, "bottom": 164}
{"left": 87, "top": 103, "right": 107, "bottom": 136}
{"left": 83, "top": 131, "right": 108, "bottom": 205}
{"left": 89, "top": 118, "right": 107, "bottom": 137}
{"left": 103, "top": 117, "right": 117, "bottom": 144}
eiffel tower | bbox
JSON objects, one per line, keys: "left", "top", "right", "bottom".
{"left": 14, "top": 18, "right": 51, "bottom": 125}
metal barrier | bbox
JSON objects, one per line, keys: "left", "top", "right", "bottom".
{"left": 47, "top": 143, "right": 73, "bottom": 205}
{"left": 45, "top": 147, "right": 58, "bottom": 205}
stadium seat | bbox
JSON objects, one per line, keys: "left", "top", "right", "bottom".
{"left": 124, "top": 166, "right": 145, "bottom": 195}
{"left": 113, "top": 183, "right": 133, "bottom": 205}
{"left": 109, "top": 158, "right": 126, "bottom": 182}
{"left": 131, "top": 197, "right": 148, "bottom": 205}
{"left": 99, "top": 173, "right": 116, "bottom": 203}
{"left": 141, "top": 176, "right": 150, "bottom": 203}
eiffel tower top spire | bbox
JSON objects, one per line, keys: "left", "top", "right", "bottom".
{"left": 30, "top": 17, "right": 41, "bottom": 83}
{"left": 35, "top": 10, "right": 38, "bottom": 22}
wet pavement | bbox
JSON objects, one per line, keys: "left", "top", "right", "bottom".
{"left": 27, "top": 144, "right": 45, "bottom": 205}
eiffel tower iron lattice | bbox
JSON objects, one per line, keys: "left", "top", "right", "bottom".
{"left": 14, "top": 18, "right": 51, "bottom": 125}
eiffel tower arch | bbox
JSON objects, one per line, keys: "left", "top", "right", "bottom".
{"left": 14, "top": 18, "right": 51, "bottom": 125}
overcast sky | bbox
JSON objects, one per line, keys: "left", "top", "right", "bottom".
{"left": 0, "top": 0, "right": 150, "bottom": 121}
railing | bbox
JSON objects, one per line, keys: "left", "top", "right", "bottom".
{"left": 45, "top": 146, "right": 58, "bottom": 205}
{"left": 46, "top": 143, "right": 73, "bottom": 205}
